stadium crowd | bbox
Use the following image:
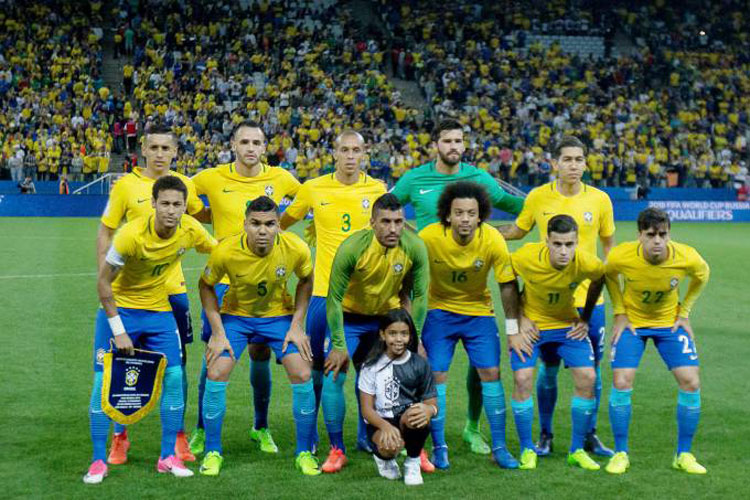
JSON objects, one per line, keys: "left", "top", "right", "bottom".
{"left": 1, "top": 0, "right": 748, "bottom": 192}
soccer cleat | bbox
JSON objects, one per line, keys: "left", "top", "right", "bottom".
{"left": 567, "top": 449, "right": 601, "bottom": 471}
{"left": 420, "top": 449, "right": 435, "bottom": 473}
{"left": 249, "top": 428, "right": 279, "bottom": 454}
{"left": 462, "top": 424, "right": 491, "bottom": 455}
{"left": 175, "top": 431, "right": 196, "bottom": 462}
{"left": 157, "top": 455, "right": 194, "bottom": 477}
{"left": 199, "top": 451, "right": 224, "bottom": 477}
{"left": 373, "top": 455, "right": 401, "bottom": 480}
{"left": 107, "top": 432, "right": 130, "bottom": 465}
{"left": 321, "top": 447, "right": 348, "bottom": 473}
{"left": 519, "top": 448, "right": 538, "bottom": 470}
{"left": 492, "top": 447, "right": 520, "bottom": 469}
{"left": 584, "top": 431, "right": 614, "bottom": 457}
{"left": 295, "top": 451, "right": 322, "bottom": 476}
{"left": 403, "top": 457, "right": 423, "bottom": 486}
{"left": 672, "top": 452, "right": 707, "bottom": 474}
{"left": 188, "top": 428, "right": 205, "bottom": 456}
{"left": 605, "top": 451, "right": 630, "bottom": 474}
{"left": 431, "top": 445, "right": 450, "bottom": 470}
{"left": 83, "top": 460, "right": 108, "bottom": 484}
{"left": 535, "top": 432, "right": 553, "bottom": 457}
{"left": 356, "top": 438, "right": 374, "bottom": 454}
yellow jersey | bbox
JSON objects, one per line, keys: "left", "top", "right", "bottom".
{"left": 515, "top": 181, "right": 614, "bottom": 307}
{"left": 191, "top": 162, "right": 300, "bottom": 241}
{"left": 284, "top": 172, "right": 387, "bottom": 297}
{"left": 201, "top": 231, "right": 313, "bottom": 318}
{"left": 419, "top": 223, "right": 515, "bottom": 316}
{"left": 107, "top": 215, "right": 216, "bottom": 311}
{"left": 604, "top": 241, "right": 710, "bottom": 328}
{"left": 101, "top": 167, "right": 205, "bottom": 295}
{"left": 512, "top": 242, "right": 605, "bottom": 330}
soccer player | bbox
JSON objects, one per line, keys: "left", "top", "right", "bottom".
{"left": 418, "top": 181, "right": 520, "bottom": 469}
{"left": 321, "top": 193, "right": 429, "bottom": 472}
{"left": 499, "top": 135, "right": 615, "bottom": 457}
{"left": 602, "top": 208, "right": 709, "bottom": 475}
{"left": 391, "top": 118, "right": 524, "bottom": 454}
{"left": 280, "top": 130, "right": 386, "bottom": 454}
{"left": 97, "top": 123, "right": 209, "bottom": 464}
{"left": 198, "top": 196, "right": 319, "bottom": 476}
{"left": 360, "top": 309, "right": 437, "bottom": 486}
{"left": 84, "top": 176, "right": 216, "bottom": 484}
{"left": 507, "top": 214, "right": 604, "bottom": 471}
{"left": 190, "top": 121, "right": 301, "bottom": 456}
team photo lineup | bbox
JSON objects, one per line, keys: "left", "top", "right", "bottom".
{"left": 4, "top": 0, "right": 749, "bottom": 497}
{"left": 83, "top": 120, "right": 708, "bottom": 486}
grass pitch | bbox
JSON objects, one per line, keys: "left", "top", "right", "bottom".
{"left": 1, "top": 218, "right": 748, "bottom": 499}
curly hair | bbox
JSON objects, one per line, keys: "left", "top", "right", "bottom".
{"left": 436, "top": 181, "right": 492, "bottom": 227}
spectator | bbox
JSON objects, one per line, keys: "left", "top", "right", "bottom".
{"left": 18, "top": 176, "right": 36, "bottom": 194}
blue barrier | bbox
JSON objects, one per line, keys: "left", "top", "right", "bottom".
{"left": 3, "top": 195, "right": 748, "bottom": 222}
{"left": 597, "top": 187, "right": 736, "bottom": 201}
{"left": 0, "top": 180, "right": 88, "bottom": 194}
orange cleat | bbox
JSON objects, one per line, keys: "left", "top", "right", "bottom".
{"left": 107, "top": 432, "right": 130, "bottom": 465}
{"left": 321, "top": 447, "right": 348, "bottom": 473}
{"left": 175, "top": 431, "right": 196, "bottom": 462}
{"left": 420, "top": 449, "right": 435, "bottom": 473}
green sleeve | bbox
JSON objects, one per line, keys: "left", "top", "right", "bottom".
{"left": 403, "top": 231, "right": 430, "bottom": 336}
{"left": 326, "top": 230, "right": 373, "bottom": 351}
{"left": 390, "top": 170, "right": 412, "bottom": 204}
{"left": 479, "top": 170, "right": 524, "bottom": 215}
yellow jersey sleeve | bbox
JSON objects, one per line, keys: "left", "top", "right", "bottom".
{"left": 290, "top": 232, "right": 313, "bottom": 279}
{"left": 515, "top": 189, "right": 538, "bottom": 232}
{"left": 598, "top": 192, "right": 616, "bottom": 238}
{"left": 183, "top": 215, "right": 217, "bottom": 254}
{"left": 488, "top": 229, "right": 515, "bottom": 283}
{"left": 201, "top": 240, "right": 228, "bottom": 287}
{"left": 284, "top": 181, "right": 312, "bottom": 221}
{"left": 677, "top": 246, "right": 710, "bottom": 318}
{"left": 101, "top": 178, "right": 129, "bottom": 229}
{"left": 177, "top": 173, "right": 205, "bottom": 216}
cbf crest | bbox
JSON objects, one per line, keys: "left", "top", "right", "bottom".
{"left": 125, "top": 367, "right": 140, "bottom": 386}
{"left": 176, "top": 247, "right": 186, "bottom": 257}
{"left": 362, "top": 198, "right": 370, "bottom": 209}
{"left": 265, "top": 185, "right": 274, "bottom": 197}
{"left": 583, "top": 211, "right": 594, "bottom": 224}
{"left": 670, "top": 277, "right": 679, "bottom": 289}
{"left": 384, "top": 375, "right": 400, "bottom": 403}
{"left": 101, "top": 347, "right": 166, "bottom": 425}
{"left": 393, "top": 263, "right": 404, "bottom": 274}
{"left": 473, "top": 258, "right": 484, "bottom": 271}
{"left": 275, "top": 265, "right": 287, "bottom": 278}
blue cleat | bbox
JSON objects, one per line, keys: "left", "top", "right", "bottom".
{"left": 535, "top": 432, "right": 553, "bottom": 457}
{"left": 492, "top": 447, "right": 520, "bottom": 469}
{"left": 356, "top": 438, "right": 373, "bottom": 454}
{"left": 584, "top": 431, "right": 614, "bottom": 458}
{"left": 431, "top": 446, "right": 450, "bottom": 469}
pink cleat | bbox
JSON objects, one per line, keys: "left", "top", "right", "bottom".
{"left": 157, "top": 455, "right": 194, "bottom": 477}
{"left": 83, "top": 459, "right": 108, "bottom": 484}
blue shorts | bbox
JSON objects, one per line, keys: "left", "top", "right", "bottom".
{"left": 169, "top": 292, "right": 193, "bottom": 351}
{"left": 201, "top": 283, "right": 230, "bottom": 342}
{"left": 510, "top": 328, "right": 595, "bottom": 371}
{"left": 220, "top": 314, "right": 297, "bottom": 362}
{"left": 611, "top": 327, "right": 699, "bottom": 370}
{"left": 580, "top": 303, "right": 605, "bottom": 364}
{"left": 323, "top": 313, "right": 381, "bottom": 367}
{"left": 306, "top": 295, "right": 329, "bottom": 364}
{"left": 421, "top": 309, "right": 500, "bottom": 372}
{"left": 93, "top": 308, "right": 182, "bottom": 372}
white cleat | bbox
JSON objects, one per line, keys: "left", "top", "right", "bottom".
{"left": 404, "top": 457, "right": 423, "bottom": 486}
{"left": 374, "top": 455, "right": 401, "bottom": 480}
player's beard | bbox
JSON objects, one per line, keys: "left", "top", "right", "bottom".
{"left": 438, "top": 150, "right": 461, "bottom": 167}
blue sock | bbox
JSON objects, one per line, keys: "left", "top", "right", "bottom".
{"left": 537, "top": 364, "right": 559, "bottom": 435}
{"left": 354, "top": 371, "right": 367, "bottom": 444}
{"left": 591, "top": 364, "right": 602, "bottom": 432}
{"left": 113, "top": 422, "right": 127, "bottom": 434}
{"left": 292, "top": 379, "right": 316, "bottom": 454}
{"left": 511, "top": 397, "right": 535, "bottom": 451}
{"left": 311, "top": 369, "right": 323, "bottom": 445}
{"left": 430, "top": 383, "right": 447, "bottom": 449}
{"left": 181, "top": 365, "right": 188, "bottom": 431}
{"left": 89, "top": 372, "right": 111, "bottom": 462}
{"left": 609, "top": 387, "right": 632, "bottom": 453}
{"left": 250, "top": 359, "right": 272, "bottom": 430}
{"left": 160, "top": 366, "right": 184, "bottom": 459}
{"left": 676, "top": 390, "right": 701, "bottom": 454}
{"left": 203, "top": 379, "right": 228, "bottom": 454}
{"left": 570, "top": 396, "right": 596, "bottom": 452}
{"left": 481, "top": 380, "right": 508, "bottom": 449}
{"left": 196, "top": 357, "right": 207, "bottom": 429}
{"left": 321, "top": 372, "right": 347, "bottom": 452}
